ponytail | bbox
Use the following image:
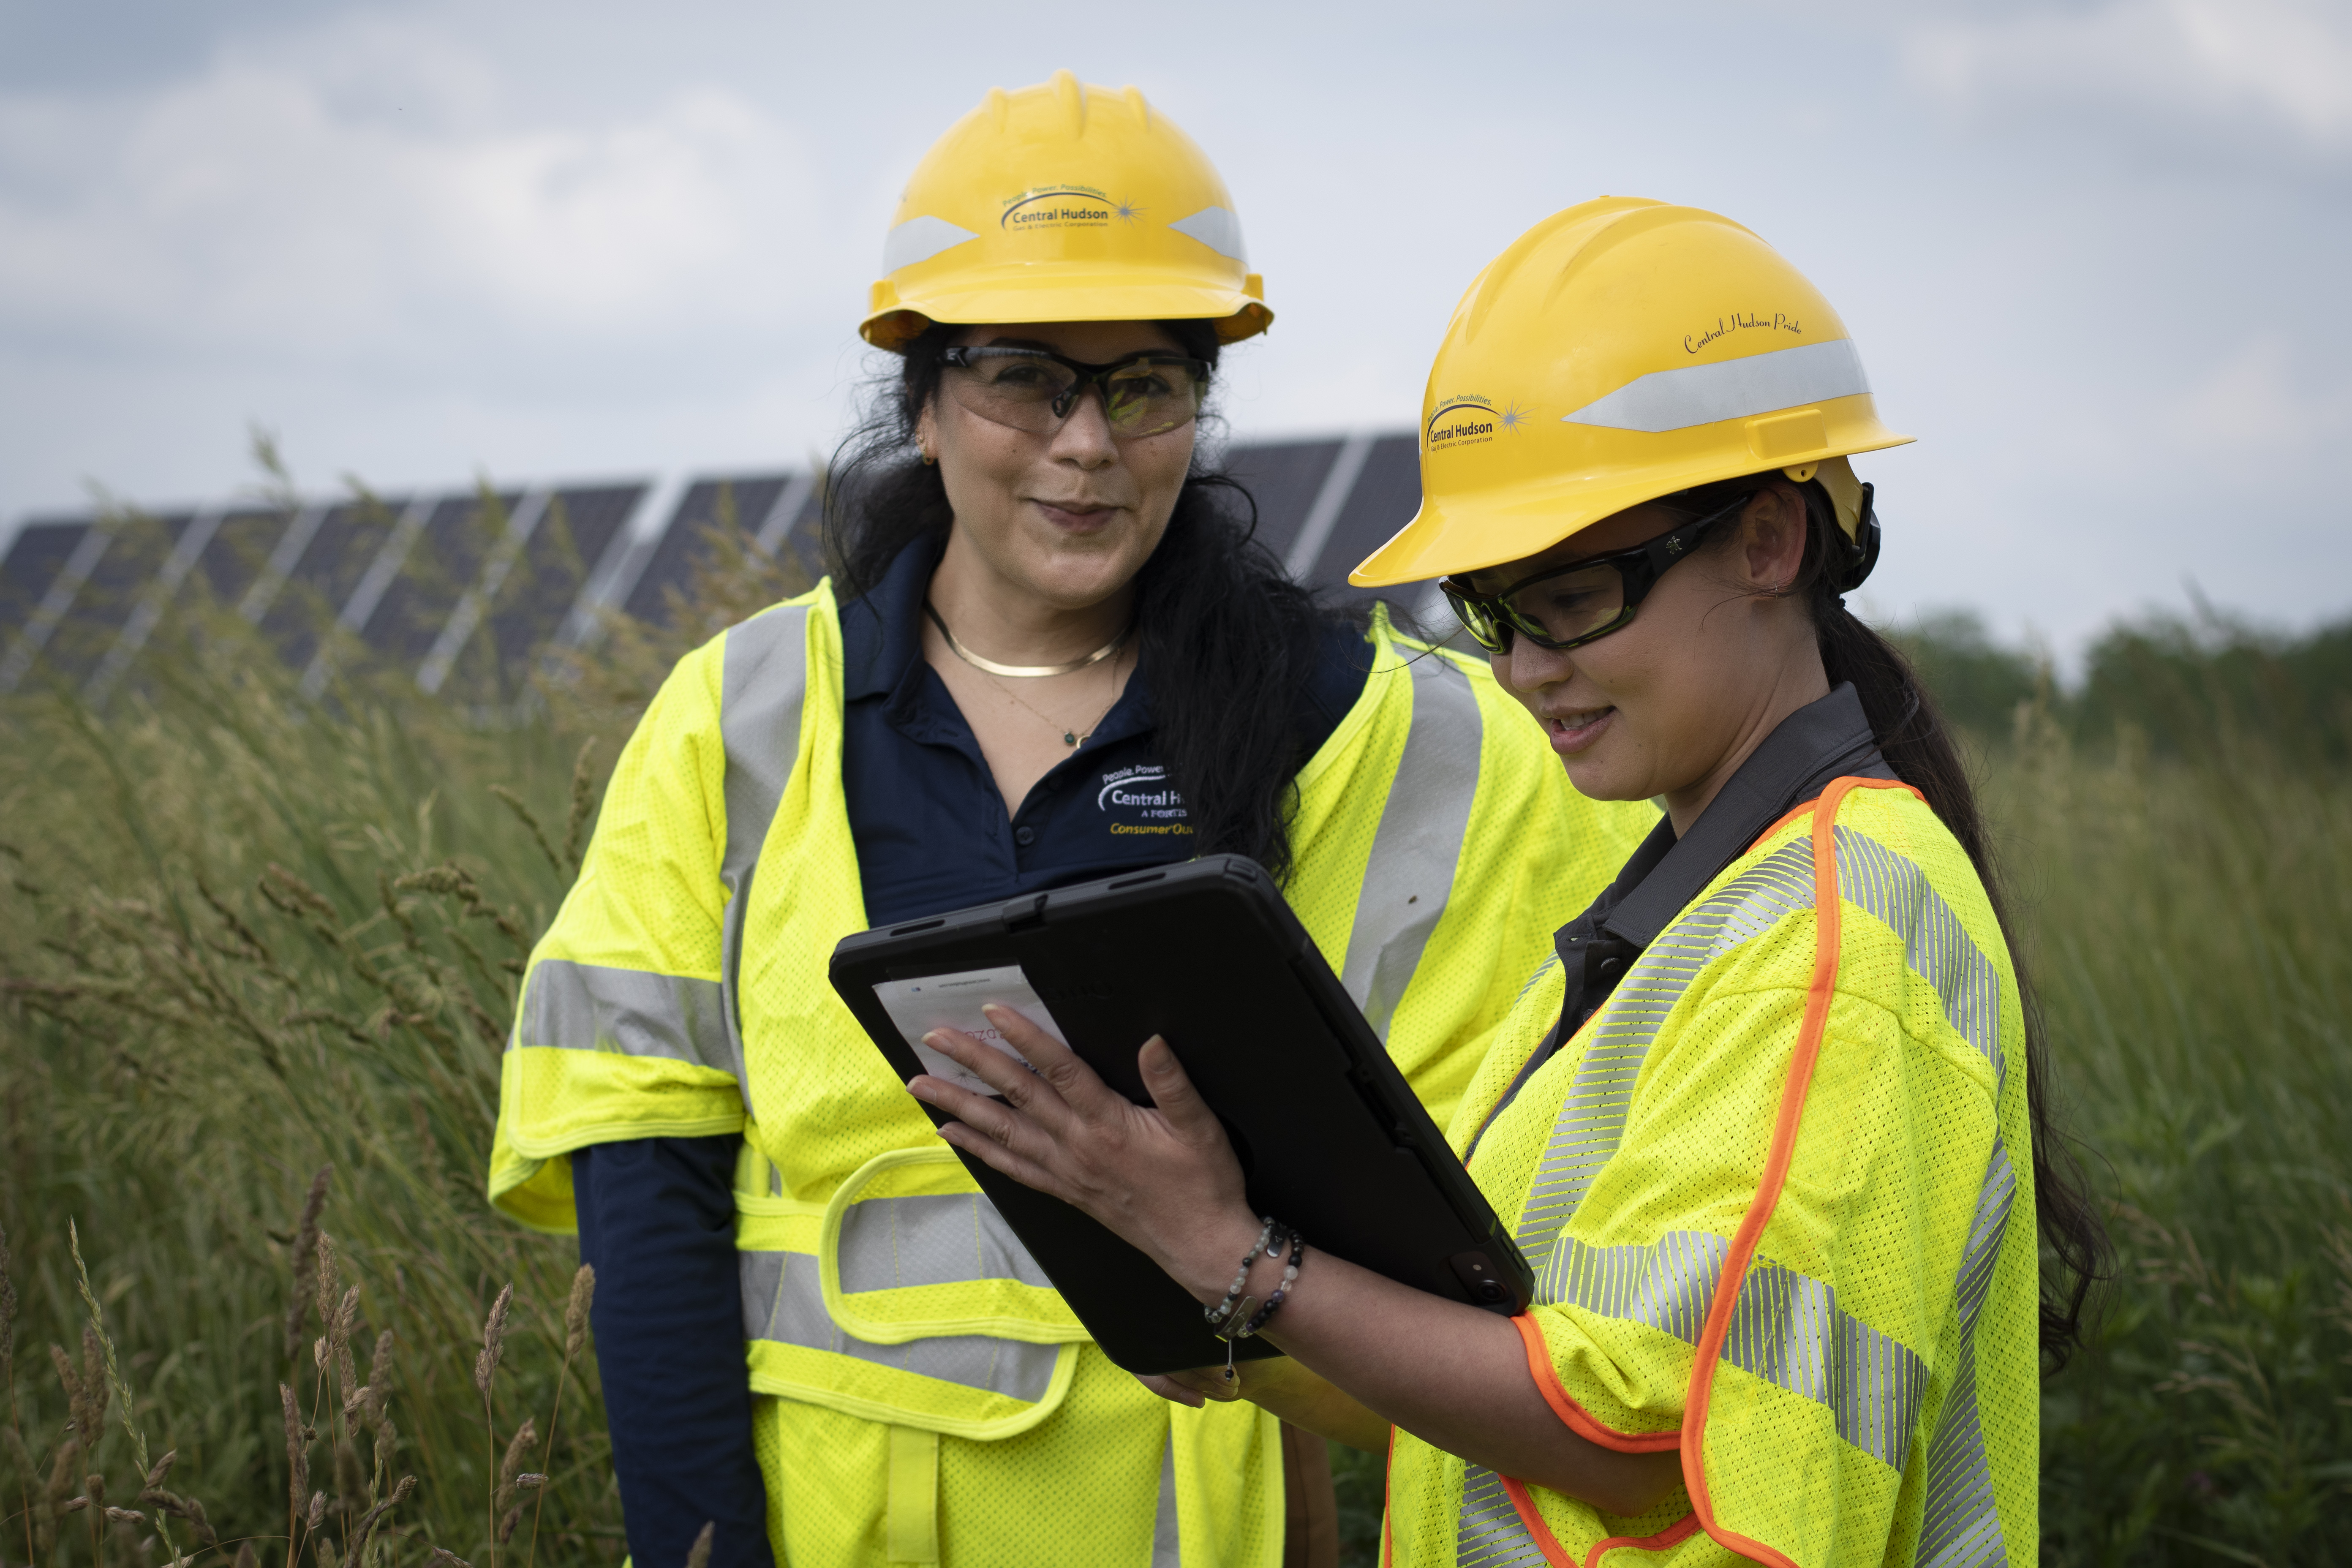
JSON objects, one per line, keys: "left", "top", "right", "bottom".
{"left": 1670, "top": 474, "right": 2112, "bottom": 1368}
{"left": 1799, "top": 488, "right": 2112, "bottom": 1370}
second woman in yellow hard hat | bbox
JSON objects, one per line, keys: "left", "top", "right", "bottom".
{"left": 486, "top": 77, "right": 1651, "bottom": 1568}
{"left": 909, "top": 197, "right": 2108, "bottom": 1567}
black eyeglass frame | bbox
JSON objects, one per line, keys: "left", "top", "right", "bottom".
{"left": 936, "top": 345, "right": 1212, "bottom": 428}
{"left": 1438, "top": 488, "right": 1758, "bottom": 654}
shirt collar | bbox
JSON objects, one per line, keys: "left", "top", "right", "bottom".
{"left": 1602, "top": 681, "right": 1893, "bottom": 948}
{"left": 841, "top": 538, "right": 942, "bottom": 702}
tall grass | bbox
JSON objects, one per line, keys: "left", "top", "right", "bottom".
{"left": 1, "top": 517, "right": 2346, "bottom": 1563}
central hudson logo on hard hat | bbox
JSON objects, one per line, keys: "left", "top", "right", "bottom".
{"left": 1002, "top": 185, "right": 1123, "bottom": 231}
{"left": 1426, "top": 395, "right": 1530, "bottom": 452}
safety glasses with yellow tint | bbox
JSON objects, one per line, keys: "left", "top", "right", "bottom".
{"left": 939, "top": 346, "right": 1209, "bottom": 438}
{"left": 1439, "top": 489, "right": 1754, "bottom": 654}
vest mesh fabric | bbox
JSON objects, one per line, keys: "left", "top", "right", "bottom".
{"left": 489, "top": 585, "right": 1652, "bottom": 1565}
{"left": 1394, "top": 784, "right": 2037, "bottom": 1568}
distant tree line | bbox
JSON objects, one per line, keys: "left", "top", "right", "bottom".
{"left": 1896, "top": 606, "right": 2352, "bottom": 763}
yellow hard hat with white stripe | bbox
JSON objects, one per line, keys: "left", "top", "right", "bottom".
{"left": 861, "top": 70, "right": 1271, "bottom": 351}
{"left": 1350, "top": 197, "right": 1912, "bottom": 586}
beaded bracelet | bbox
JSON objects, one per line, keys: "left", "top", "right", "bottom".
{"left": 1203, "top": 1217, "right": 1279, "bottom": 1337}
{"left": 1234, "top": 1233, "right": 1306, "bottom": 1339}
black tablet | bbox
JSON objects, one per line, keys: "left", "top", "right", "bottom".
{"left": 828, "top": 853, "right": 1533, "bottom": 1375}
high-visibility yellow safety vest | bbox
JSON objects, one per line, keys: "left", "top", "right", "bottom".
{"left": 488, "top": 582, "right": 1652, "bottom": 1567}
{"left": 1387, "top": 777, "right": 2037, "bottom": 1568}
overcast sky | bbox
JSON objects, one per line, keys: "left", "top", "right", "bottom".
{"left": 2, "top": 0, "right": 2347, "bottom": 660}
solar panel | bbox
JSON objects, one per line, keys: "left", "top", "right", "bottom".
{"left": 358, "top": 491, "right": 523, "bottom": 669}
{"left": 1305, "top": 434, "right": 1430, "bottom": 607}
{"left": 442, "top": 482, "right": 646, "bottom": 705}
{"left": 195, "top": 508, "right": 299, "bottom": 610}
{"left": 32, "top": 512, "right": 196, "bottom": 689}
{"left": 1219, "top": 438, "right": 1342, "bottom": 564}
{"left": 621, "top": 475, "right": 790, "bottom": 623}
{"left": 0, "top": 432, "right": 1436, "bottom": 702}
{"left": 255, "top": 498, "right": 408, "bottom": 670}
{"left": 0, "top": 519, "right": 88, "bottom": 638}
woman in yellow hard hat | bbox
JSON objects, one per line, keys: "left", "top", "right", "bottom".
{"left": 907, "top": 198, "right": 2108, "bottom": 1567}
{"left": 487, "top": 81, "right": 1652, "bottom": 1568}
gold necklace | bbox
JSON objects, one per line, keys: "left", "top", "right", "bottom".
{"left": 984, "top": 656, "right": 1124, "bottom": 748}
{"left": 925, "top": 602, "right": 1132, "bottom": 678}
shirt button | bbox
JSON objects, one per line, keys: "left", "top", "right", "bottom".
{"left": 1014, "top": 825, "right": 1037, "bottom": 848}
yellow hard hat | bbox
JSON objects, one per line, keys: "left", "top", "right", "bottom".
{"left": 860, "top": 71, "right": 1271, "bottom": 351}
{"left": 1350, "top": 197, "right": 1913, "bottom": 587}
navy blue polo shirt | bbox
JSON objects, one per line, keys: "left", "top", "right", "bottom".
{"left": 841, "top": 538, "right": 1369, "bottom": 926}
{"left": 575, "top": 541, "right": 1369, "bottom": 1568}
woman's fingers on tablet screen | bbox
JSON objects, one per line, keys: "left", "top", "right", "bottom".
{"left": 978, "top": 1004, "right": 1114, "bottom": 1113}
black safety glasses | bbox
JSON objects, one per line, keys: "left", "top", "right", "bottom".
{"left": 1439, "top": 489, "right": 1756, "bottom": 654}
{"left": 939, "top": 345, "right": 1210, "bottom": 438}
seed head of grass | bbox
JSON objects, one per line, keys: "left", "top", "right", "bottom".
{"left": 562, "top": 740, "right": 599, "bottom": 874}
{"left": 286, "top": 1165, "right": 332, "bottom": 1361}
{"left": 315, "top": 1233, "right": 342, "bottom": 1334}
{"left": 684, "top": 1519, "right": 713, "bottom": 1568}
{"left": 330, "top": 1283, "right": 360, "bottom": 1401}
{"left": 472, "top": 1284, "right": 512, "bottom": 1397}
{"left": 234, "top": 1543, "right": 258, "bottom": 1568}
{"left": 280, "top": 1384, "right": 308, "bottom": 1511}
{"left": 306, "top": 1489, "right": 326, "bottom": 1532}
{"left": 493, "top": 1418, "right": 537, "bottom": 1511}
{"left": 562, "top": 1265, "right": 594, "bottom": 1361}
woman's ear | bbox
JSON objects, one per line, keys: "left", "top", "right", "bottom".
{"left": 915, "top": 396, "right": 939, "bottom": 465}
{"left": 1739, "top": 483, "right": 1812, "bottom": 594}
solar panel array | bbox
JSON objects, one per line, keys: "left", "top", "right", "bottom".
{"left": 0, "top": 433, "right": 1438, "bottom": 705}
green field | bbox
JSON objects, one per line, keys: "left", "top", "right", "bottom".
{"left": 3, "top": 534, "right": 2347, "bottom": 1565}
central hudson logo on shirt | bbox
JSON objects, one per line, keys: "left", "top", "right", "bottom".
{"left": 1097, "top": 764, "right": 1191, "bottom": 836}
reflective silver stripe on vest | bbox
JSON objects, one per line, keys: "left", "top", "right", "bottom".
{"left": 1454, "top": 1465, "right": 1546, "bottom": 1568}
{"left": 717, "top": 603, "right": 812, "bottom": 1116}
{"left": 836, "top": 1194, "right": 1052, "bottom": 1293}
{"left": 1342, "top": 652, "right": 1484, "bottom": 1041}
{"left": 1917, "top": 1138, "right": 2017, "bottom": 1567}
{"left": 738, "top": 1249, "right": 1059, "bottom": 1403}
{"left": 1152, "top": 1431, "right": 1180, "bottom": 1568}
{"left": 1513, "top": 838, "right": 1816, "bottom": 1254}
{"left": 1830, "top": 829, "right": 2005, "bottom": 1082}
{"left": 1540, "top": 1230, "right": 1927, "bottom": 1470}
{"left": 512, "top": 959, "right": 728, "bottom": 1067}
{"left": 1726, "top": 1255, "right": 1930, "bottom": 1470}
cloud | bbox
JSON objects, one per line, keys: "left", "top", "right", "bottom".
{"left": 0, "top": 17, "right": 831, "bottom": 362}
{"left": 2167, "top": 334, "right": 2352, "bottom": 457}
{"left": 1906, "top": 0, "right": 2352, "bottom": 153}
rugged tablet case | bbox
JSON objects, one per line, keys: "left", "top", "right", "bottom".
{"left": 828, "top": 854, "right": 1534, "bottom": 1375}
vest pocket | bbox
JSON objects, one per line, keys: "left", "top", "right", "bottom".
{"left": 737, "top": 1146, "right": 1083, "bottom": 1440}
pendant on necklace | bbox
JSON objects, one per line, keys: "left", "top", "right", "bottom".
{"left": 1062, "top": 731, "right": 1078, "bottom": 747}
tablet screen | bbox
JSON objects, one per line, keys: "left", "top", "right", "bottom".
{"left": 871, "top": 963, "right": 1069, "bottom": 1095}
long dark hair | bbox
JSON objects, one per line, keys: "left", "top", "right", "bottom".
{"left": 820, "top": 319, "right": 1340, "bottom": 881}
{"left": 1672, "top": 473, "right": 2112, "bottom": 1368}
